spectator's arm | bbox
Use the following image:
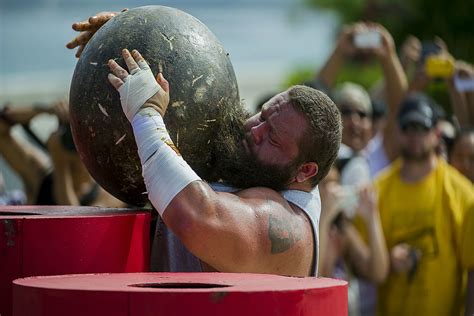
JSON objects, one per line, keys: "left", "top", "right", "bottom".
{"left": 373, "top": 26, "right": 408, "bottom": 162}
{"left": 0, "top": 103, "right": 52, "bottom": 125}
{"left": 318, "top": 185, "right": 347, "bottom": 277}
{"left": 347, "top": 186, "right": 389, "bottom": 283}
{"left": 448, "top": 61, "right": 474, "bottom": 127}
{"left": 316, "top": 25, "right": 357, "bottom": 88}
{"left": 47, "top": 130, "right": 80, "bottom": 205}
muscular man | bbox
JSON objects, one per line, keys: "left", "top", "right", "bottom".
{"left": 105, "top": 48, "right": 341, "bottom": 276}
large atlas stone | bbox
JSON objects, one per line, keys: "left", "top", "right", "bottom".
{"left": 69, "top": 6, "right": 240, "bottom": 206}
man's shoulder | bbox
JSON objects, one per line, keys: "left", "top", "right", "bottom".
{"left": 439, "top": 161, "right": 474, "bottom": 199}
{"left": 236, "top": 186, "right": 289, "bottom": 203}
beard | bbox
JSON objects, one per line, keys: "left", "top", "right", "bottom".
{"left": 211, "top": 108, "right": 299, "bottom": 191}
{"left": 400, "top": 145, "right": 432, "bottom": 162}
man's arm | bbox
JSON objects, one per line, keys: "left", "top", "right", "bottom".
{"left": 316, "top": 25, "right": 356, "bottom": 88}
{"left": 164, "top": 183, "right": 310, "bottom": 274}
{"left": 346, "top": 186, "right": 389, "bottom": 283}
{"left": 447, "top": 61, "right": 474, "bottom": 128}
{"left": 374, "top": 26, "right": 408, "bottom": 162}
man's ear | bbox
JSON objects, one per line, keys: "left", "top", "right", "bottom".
{"left": 295, "top": 162, "right": 318, "bottom": 183}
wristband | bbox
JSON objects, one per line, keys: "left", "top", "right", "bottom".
{"left": 118, "top": 60, "right": 160, "bottom": 122}
{"left": 131, "top": 108, "right": 201, "bottom": 215}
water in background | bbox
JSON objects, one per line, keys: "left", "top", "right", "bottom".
{"left": 0, "top": 0, "right": 339, "bottom": 191}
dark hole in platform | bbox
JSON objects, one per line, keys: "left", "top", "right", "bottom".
{"left": 0, "top": 212, "right": 40, "bottom": 216}
{"left": 130, "top": 282, "right": 232, "bottom": 289}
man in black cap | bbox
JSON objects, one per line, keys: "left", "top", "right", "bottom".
{"left": 372, "top": 93, "right": 474, "bottom": 315}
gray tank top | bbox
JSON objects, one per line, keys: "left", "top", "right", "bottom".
{"left": 150, "top": 183, "right": 321, "bottom": 276}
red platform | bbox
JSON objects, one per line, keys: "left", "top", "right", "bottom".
{"left": 1, "top": 206, "right": 151, "bottom": 316}
{"left": 13, "top": 272, "right": 348, "bottom": 316}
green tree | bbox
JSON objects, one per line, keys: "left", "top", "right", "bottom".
{"left": 304, "top": 0, "right": 474, "bottom": 61}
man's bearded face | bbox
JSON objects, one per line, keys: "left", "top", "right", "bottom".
{"left": 214, "top": 111, "right": 300, "bottom": 191}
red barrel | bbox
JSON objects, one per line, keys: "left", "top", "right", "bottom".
{"left": 1, "top": 206, "right": 151, "bottom": 316}
{"left": 13, "top": 272, "right": 347, "bottom": 316}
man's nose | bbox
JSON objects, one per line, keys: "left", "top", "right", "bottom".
{"left": 250, "top": 121, "right": 269, "bottom": 145}
{"left": 348, "top": 112, "right": 362, "bottom": 125}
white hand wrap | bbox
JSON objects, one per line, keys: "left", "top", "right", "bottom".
{"left": 131, "top": 108, "right": 201, "bottom": 216}
{"left": 118, "top": 60, "right": 160, "bottom": 122}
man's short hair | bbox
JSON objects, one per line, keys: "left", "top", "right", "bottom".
{"left": 334, "top": 82, "right": 372, "bottom": 115}
{"left": 288, "top": 85, "right": 342, "bottom": 186}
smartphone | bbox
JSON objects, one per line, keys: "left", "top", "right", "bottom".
{"left": 454, "top": 75, "right": 474, "bottom": 92}
{"left": 353, "top": 31, "right": 382, "bottom": 49}
{"left": 419, "top": 41, "right": 442, "bottom": 64}
{"left": 425, "top": 56, "right": 454, "bottom": 78}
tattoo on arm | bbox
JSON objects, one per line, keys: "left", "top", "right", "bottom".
{"left": 268, "top": 214, "right": 301, "bottom": 254}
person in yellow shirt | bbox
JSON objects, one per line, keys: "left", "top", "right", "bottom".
{"left": 374, "top": 93, "right": 474, "bottom": 316}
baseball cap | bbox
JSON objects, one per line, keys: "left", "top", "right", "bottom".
{"left": 334, "top": 82, "right": 372, "bottom": 115}
{"left": 398, "top": 93, "right": 437, "bottom": 130}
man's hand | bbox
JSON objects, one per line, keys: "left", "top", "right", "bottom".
{"left": 66, "top": 9, "right": 127, "bottom": 58}
{"left": 108, "top": 49, "right": 170, "bottom": 120}
{"left": 334, "top": 24, "right": 358, "bottom": 57}
{"left": 355, "top": 185, "right": 378, "bottom": 224}
{"left": 390, "top": 243, "right": 421, "bottom": 274}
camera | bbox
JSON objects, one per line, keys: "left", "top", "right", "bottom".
{"left": 353, "top": 31, "right": 382, "bottom": 49}
{"left": 419, "top": 41, "right": 442, "bottom": 64}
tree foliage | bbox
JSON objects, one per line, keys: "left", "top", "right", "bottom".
{"left": 305, "top": 0, "right": 474, "bottom": 61}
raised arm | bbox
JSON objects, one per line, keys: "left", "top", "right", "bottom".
{"left": 346, "top": 185, "right": 389, "bottom": 283}
{"left": 371, "top": 25, "right": 408, "bottom": 162}
{"left": 447, "top": 61, "right": 474, "bottom": 128}
{"left": 316, "top": 25, "right": 356, "bottom": 88}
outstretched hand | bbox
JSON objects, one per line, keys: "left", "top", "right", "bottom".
{"left": 354, "top": 185, "right": 378, "bottom": 223}
{"left": 108, "top": 49, "right": 170, "bottom": 120}
{"left": 336, "top": 22, "right": 396, "bottom": 61}
{"left": 66, "top": 9, "right": 127, "bottom": 58}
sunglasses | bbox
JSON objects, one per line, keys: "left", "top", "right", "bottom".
{"left": 339, "top": 107, "right": 369, "bottom": 119}
{"left": 400, "top": 122, "right": 430, "bottom": 133}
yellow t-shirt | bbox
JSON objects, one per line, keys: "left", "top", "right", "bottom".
{"left": 375, "top": 158, "right": 474, "bottom": 316}
{"left": 461, "top": 200, "right": 474, "bottom": 269}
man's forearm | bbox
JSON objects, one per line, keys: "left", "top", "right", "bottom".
{"left": 380, "top": 50, "right": 407, "bottom": 161}
{"left": 380, "top": 50, "right": 408, "bottom": 116}
{"left": 317, "top": 47, "right": 345, "bottom": 88}
{"left": 131, "top": 108, "right": 201, "bottom": 215}
{"left": 448, "top": 85, "right": 470, "bottom": 128}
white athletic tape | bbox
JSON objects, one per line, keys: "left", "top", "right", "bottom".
{"left": 118, "top": 62, "right": 160, "bottom": 122}
{"left": 132, "top": 108, "right": 201, "bottom": 216}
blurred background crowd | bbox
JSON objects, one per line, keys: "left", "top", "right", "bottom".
{"left": 1, "top": 0, "right": 473, "bottom": 315}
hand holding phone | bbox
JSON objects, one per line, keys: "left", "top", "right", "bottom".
{"left": 338, "top": 186, "right": 359, "bottom": 219}
{"left": 425, "top": 55, "right": 455, "bottom": 78}
{"left": 353, "top": 30, "right": 382, "bottom": 49}
{"left": 454, "top": 75, "right": 474, "bottom": 92}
